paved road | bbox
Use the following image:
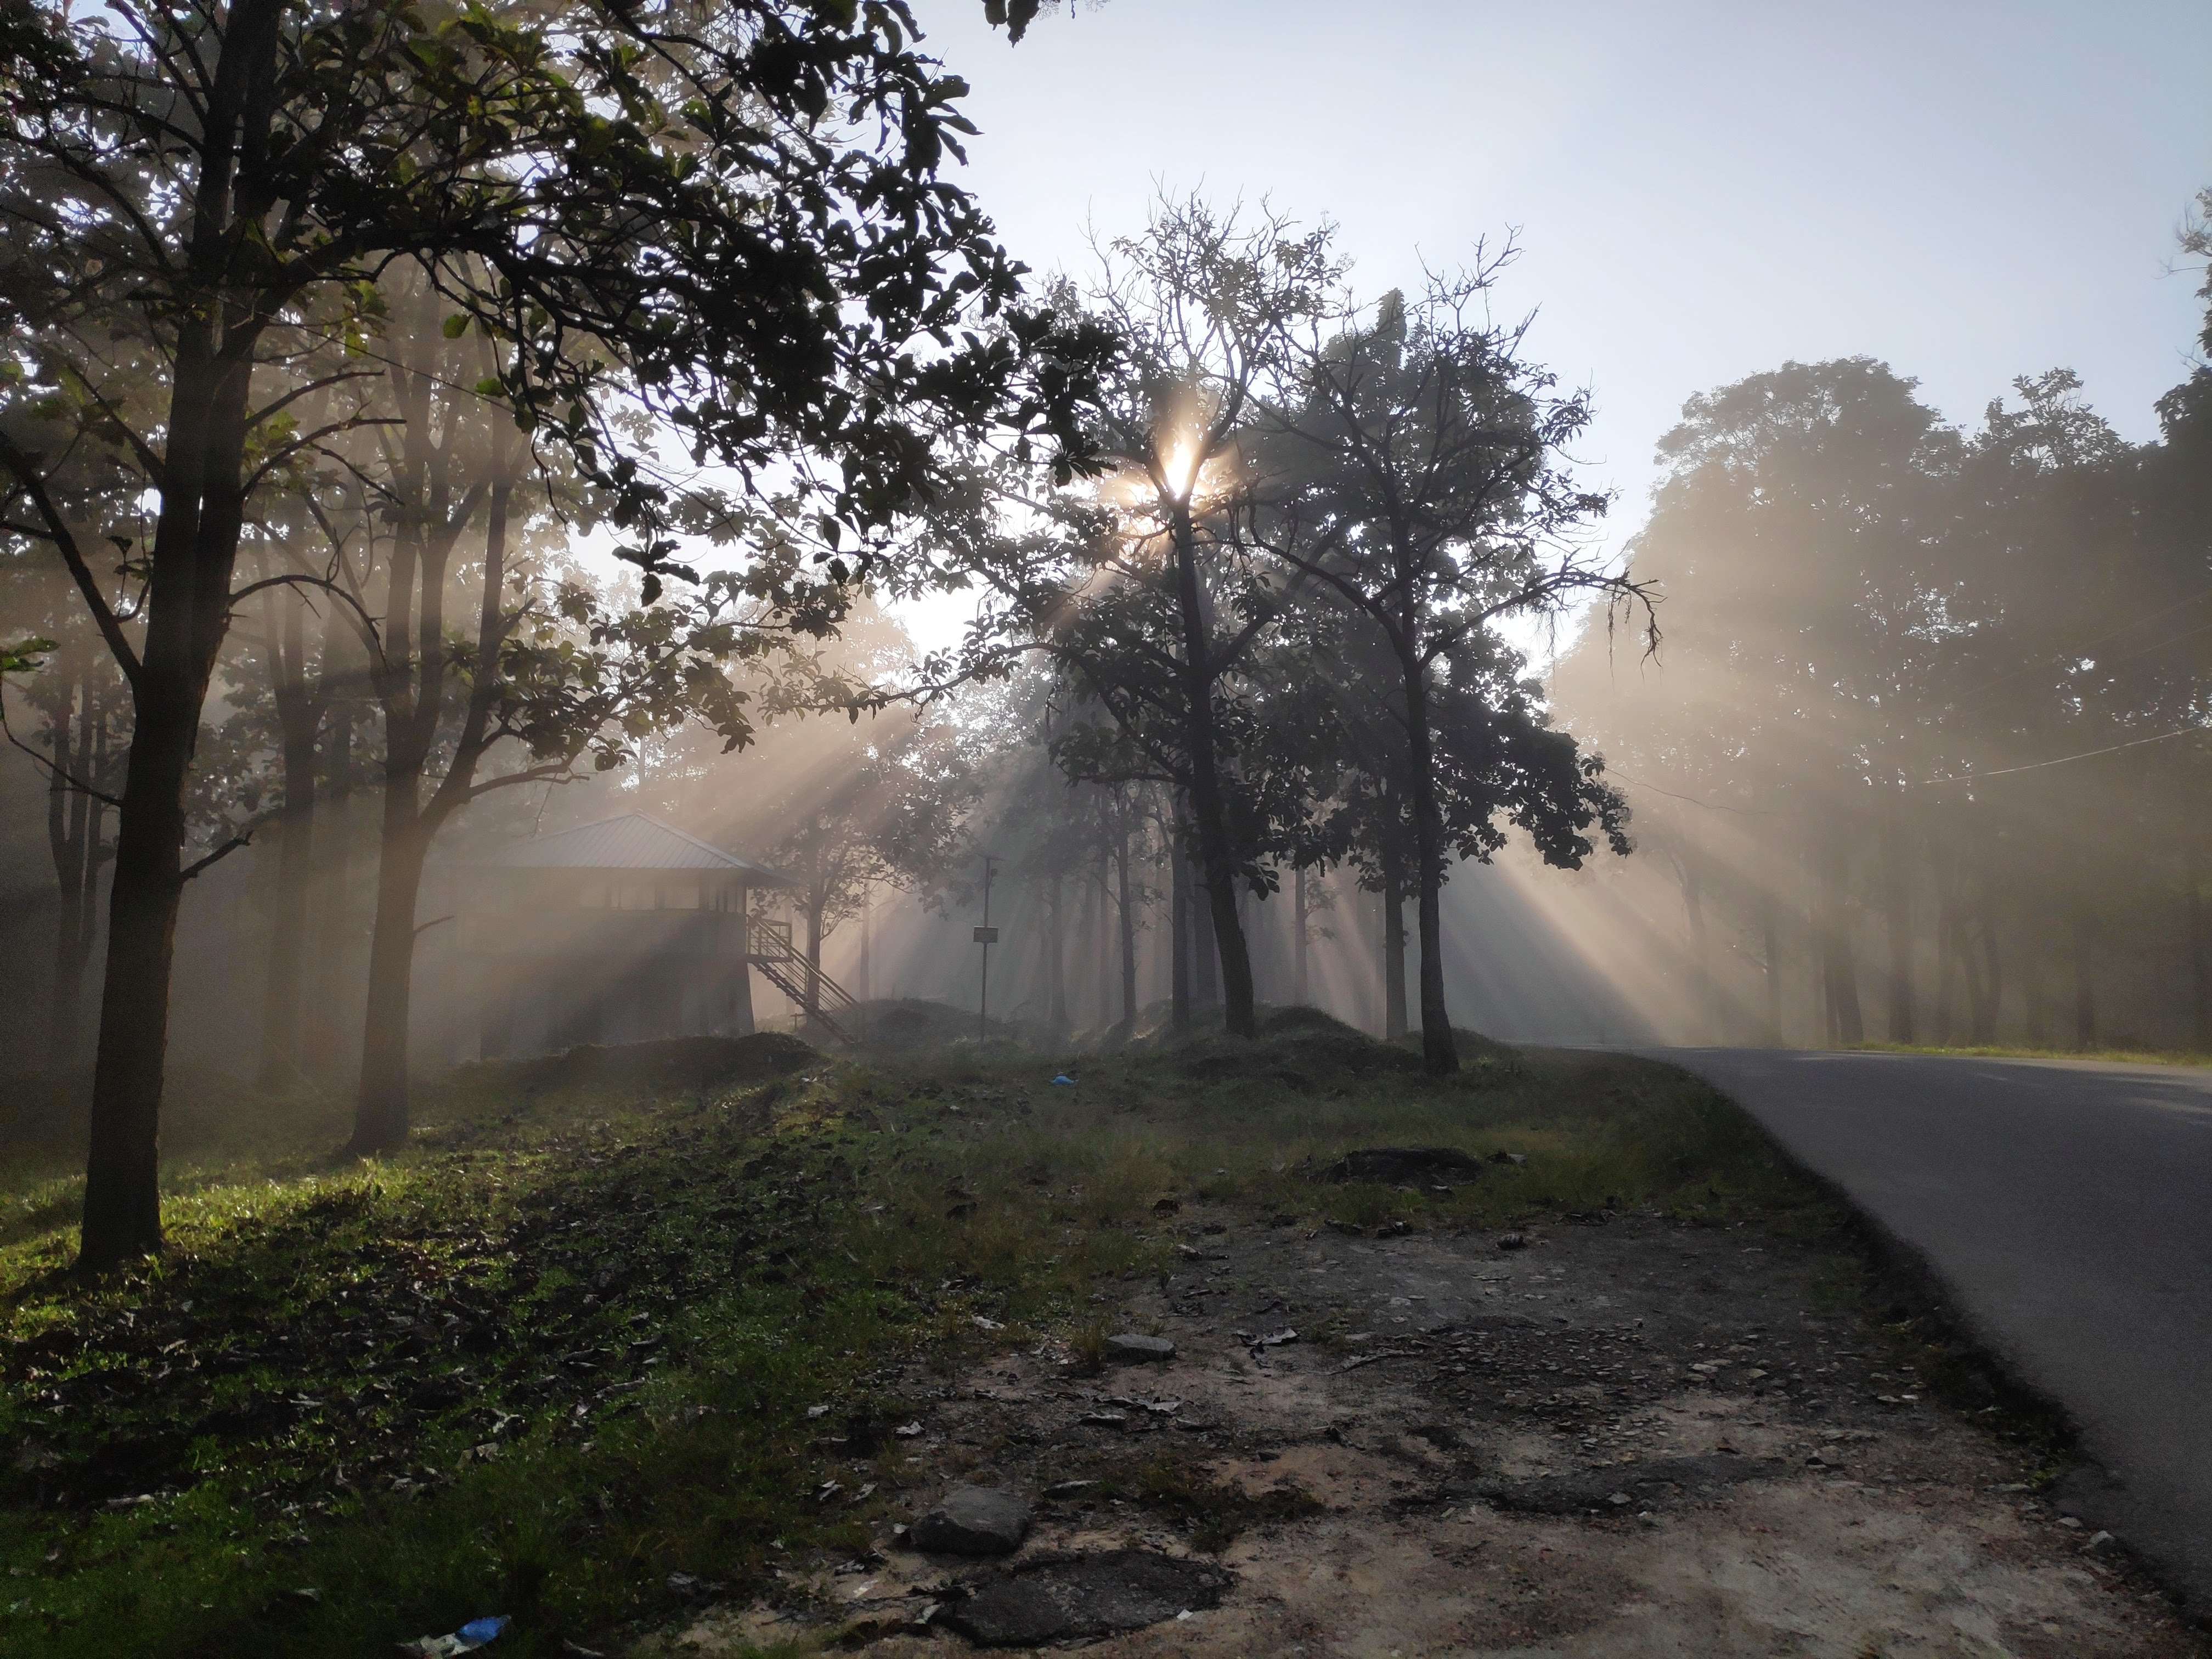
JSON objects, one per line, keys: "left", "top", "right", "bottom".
{"left": 1641, "top": 1049, "right": 2212, "bottom": 1617}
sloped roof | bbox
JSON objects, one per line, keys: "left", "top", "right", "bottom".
{"left": 481, "top": 812, "right": 792, "bottom": 882}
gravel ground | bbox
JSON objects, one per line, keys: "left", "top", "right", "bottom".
{"left": 642, "top": 1200, "right": 2207, "bottom": 1657}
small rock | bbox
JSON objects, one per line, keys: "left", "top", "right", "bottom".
{"left": 2058, "top": 1515, "right": 2083, "bottom": 1530}
{"left": 1497, "top": 1232, "right": 1531, "bottom": 1251}
{"left": 1104, "top": 1333, "right": 1176, "bottom": 1363}
{"left": 941, "top": 1550, "right": 1231, "bottom": 1646}
{"left": 913, "top": 1486, "right": 1032, "bottom": 1556}
{"left": 1044, "top": 1480, "right": 1098, "bottom": 1499}
{"left": 2086, "top": 1530, "right": 2115, "bottom": 1550}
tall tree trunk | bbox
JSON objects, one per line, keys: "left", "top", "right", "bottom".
{"left": 1045, "top": 876, "right": 1066, "bottom": 1035}
{"left": 1167, "top": 506, "right": 1255, "bottom": 1036}
{"left": 1293, "top": 864, "right": 1311, "bottom": 1007}
{"left": 1380, "top": 850, "right": 1408, "bottom": 1042}
{"left": 2021, "top": 945, "right": 2046, "bottom": 1047}
{"left": 1396, "top": 640, "right": 1458, "bottom": 1073}
{"left": 78, "top": 299, "right": 263, "bottom": 1272}
{"left": 256, "top": 588, "right": 319, "bottom": 1091}
{"left": 1193, "top": 873, "right": 1220, "bottom": 1009}
{"left": 1932, "top": 885, "right": 1957, "bottom": 1046}
{"left": 2189, "top": 832, "right": 2210, "bottom": 1052}
{"left": 351, "top": 786, "right": 428, "bottom": 1154}
{"left": 1114, "top": 801, "right": 1137, "bottom": 1034}
{"left": 803, "top": 889, "right": 826, "bottom": 1024}
{"left": 1758, "top": 885, "right": 1782, "bottom": 1047}
{"left": 306, "top": 691, "right": 356, "bottom": 1081}
{"left": 1972, "top": 889, "right": 2001, "bottom": 1046}
{"left": 1815, "top": 832, "right": 1864, "bottom": 1047}
{"left": 2072, "top": 910, "right": 2097, "bottom": 1050}
{"left": 1170, "top": 824, "right": 1192, "bottom": 1035}
{"left": 45, "top": 672, "right": 105, "bottom": 1070}
{"left": 1882, "top": 800, "right": 1914, "bottom": 1043}
{"left": 1096, "top": 840, "right": 1111, "bottom": 1029}
{"left": 1680, "top": 848, "right": 1712, "bottom": 1039}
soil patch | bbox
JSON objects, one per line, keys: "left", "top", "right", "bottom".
{"left": 644, "top": 1203, "right": 2206, "bottom": 1657}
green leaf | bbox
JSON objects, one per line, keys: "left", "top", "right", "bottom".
{"left": 443, "top": 314, "right": 470, "bottom": 338}
{"left": 474, "top": 377, "right": 504, "bottom": 397}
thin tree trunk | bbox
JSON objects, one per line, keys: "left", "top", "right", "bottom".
{"left": 1293, "top": 864, "right": 1310, "bottom": 1007}
{"left": 45, "top": 672, "right": 104, "bottom": 1071}
{"left": 1194, "top": 873, "right": 1220, "bottom": 1009}
{"left": 1758, "top": 885, "right": 1782, "bottom": 1047}
{"left": 1045, "top": 874, "right": 1067, "bottom": 1034}
{"left": 1395, "top": 640, "right": 1458, "bottom": 1073}
{"left": 1681, "top": 849, "right": 1712, "bottom": 1039}
{"left": 351, "top": 789, "right": 428, "bottom": 1154}
{"left": 1932, "top": 886, "right": 1957, "bottom": 1046}
{"left": 256, "top": 587, "right": 319, "bottom": 1091}
{"left": 804, "top": 891, "right": 826, "bottom": 1024}
{"left": 1882, "top": 800, "right": 1914, "bottom": 1043}
{"left": 1167, "top": 506, "right": 1256, "bottom": 1036}
{"left": 1816, "top": 832, "right": 1864, "bottom": 1047}
{"left": 305, "top": 690, "right": 356, "bottom": 1081}
{"left": 1114, "top": 799, "right": 1137, "bottom": 1034}
{"left": 1380, "top": 860, "right": 1408, "bottom": 1043}
{"left": 2188, "top": 832, "right": 2210, "bottom": 1052}
{"left": 1973, "top": 889, "right": 2001, "bottom": 1046}
{"left": 1170, "top": 823, "right": 1192, "bottom": 1035}
{"left": 2073, "top": 910, "right": 2097, "bottom": 1049}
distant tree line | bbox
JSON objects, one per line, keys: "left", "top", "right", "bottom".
{"left": 1554, "top": 200, "right": 2212, "bottom": 1052}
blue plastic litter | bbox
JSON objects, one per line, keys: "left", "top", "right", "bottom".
{"left": 398, "top": 1616, "right": 510, "bottom": 1657}
{"left": 1051, "top": 1074, "right": 1075, "bottom": 1085}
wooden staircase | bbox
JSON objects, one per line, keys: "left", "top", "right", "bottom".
{"left": 748, "top": 918, "right": 862, "bottom": 1044}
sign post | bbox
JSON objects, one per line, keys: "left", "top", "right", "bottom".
{"left": 975, "top": 854, "right": 997, "bottom": 1042}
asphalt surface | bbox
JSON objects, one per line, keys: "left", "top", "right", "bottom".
{"left": 1643, "top": 1048, "right": 2212, "bottom": 1619}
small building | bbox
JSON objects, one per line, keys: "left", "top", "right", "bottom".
{"left": 452, "top": 811, "right": 847, "bottom": 1058}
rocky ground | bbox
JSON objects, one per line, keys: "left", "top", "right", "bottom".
{"left": 644, "top": 1194, "right": 2204, "bottom": 1658}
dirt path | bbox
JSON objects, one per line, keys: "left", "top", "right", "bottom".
{"left": 645, "top": 1201, "right": 2204, "bottom": 1657}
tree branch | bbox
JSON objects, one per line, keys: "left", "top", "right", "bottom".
{"left": 0, "top": 431, "right": 144, "bottom": 685}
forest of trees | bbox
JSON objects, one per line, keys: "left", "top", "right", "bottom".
{"left": 0, "top": 0, "right": 1628, "bottom": 1272}
{"left": 2, "top": 0, "right": 2207, "bottom": 1280}
{"left": 1554, "top": 232, "right": 2212, "bottom": 1051}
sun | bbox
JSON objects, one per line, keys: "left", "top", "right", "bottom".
{"left": 1161, "top": 436, "right": 1201, "bottom": 502}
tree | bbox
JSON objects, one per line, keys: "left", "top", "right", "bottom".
{"left": 1, "top": 0, "right": 1093, "bottom": 1271}
{"left": 1029, "top": 197, "right": 1340, "bottom": 1040}
{"left": 1255, "top": 264, "right": 1649, "bottom": 1071}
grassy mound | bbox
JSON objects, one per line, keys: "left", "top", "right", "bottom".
{"left": 445, "top": 1031, "right": 818, "bottom": 1101}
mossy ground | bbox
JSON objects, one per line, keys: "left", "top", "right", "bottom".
{"left": 0, "top": 1015, "right": 1839, "bottom": 1657}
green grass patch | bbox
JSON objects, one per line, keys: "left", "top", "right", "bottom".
{"left": 0, "top": 1016, "right": 1824, "bottom": 1657}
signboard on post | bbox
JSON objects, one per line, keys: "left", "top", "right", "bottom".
{"left": 972, "top": 926, "right": 1000, "bottom": 944}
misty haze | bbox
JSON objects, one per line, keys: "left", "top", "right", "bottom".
{"left": 2, "top": 1, "right": 2209, "bottom": 1654}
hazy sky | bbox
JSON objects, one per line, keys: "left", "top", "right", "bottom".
{"left": 908, "top": 0, "right": 2210, "bottom": 588}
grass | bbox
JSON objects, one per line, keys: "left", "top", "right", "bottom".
{"left": 0, "top": 1013, "right": 1830, "bottom": 1658}
{"left": 1849, "top": 1040, "right": 2212, "bottom": 1068}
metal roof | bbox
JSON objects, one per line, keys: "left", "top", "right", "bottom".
{"left": 481, "top": 812, "right": 793, "bottom": 883}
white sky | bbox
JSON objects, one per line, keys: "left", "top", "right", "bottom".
{"left": 895, "top": 0, "right": 2212, "bottom": 656}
